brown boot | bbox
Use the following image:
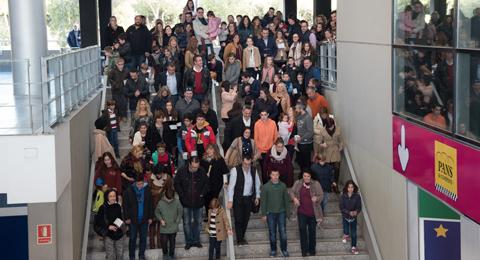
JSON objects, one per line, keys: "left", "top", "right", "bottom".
{"left": 149, "top": 222, "right": 156, "bottom": 249}
{"left": 157, "top": 223, "right": 162, "bottom": 248}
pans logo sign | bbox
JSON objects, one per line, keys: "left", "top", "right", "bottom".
{"left": 435, "top": 141, "right": 457, "bottom": 202}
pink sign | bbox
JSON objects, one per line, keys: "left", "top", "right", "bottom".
{"left": 392, "top": 117, "right": 480, "bottom": 223}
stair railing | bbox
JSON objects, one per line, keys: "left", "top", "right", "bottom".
{"left": 343, "top": 146, "right": 382, "bottom": 260}
{"left": 211, "top": 77, "right": 236, "bottom": 260}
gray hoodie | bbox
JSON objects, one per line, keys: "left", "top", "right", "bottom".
{"left": 296, "top": 112, "right": 314, "bottom": 144}
{"left": 225, "top": 59, "right": 241, "bottom": 86}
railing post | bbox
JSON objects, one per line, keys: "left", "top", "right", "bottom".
{"left": 41, "top": 57, "right": 55, "bottom": 133}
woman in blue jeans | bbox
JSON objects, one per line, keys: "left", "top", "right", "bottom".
{"left": 290, "top": 168, "right": 324, "bottom": 257}
{"left": 339, "top": 180, "right": 362, "bottom": 255}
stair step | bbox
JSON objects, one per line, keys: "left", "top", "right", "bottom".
{"left": 86, "top": 238, "right": 366, "bottom": 259}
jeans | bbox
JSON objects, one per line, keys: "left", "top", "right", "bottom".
{"left": 233, "top": 196, "right": 252, "bottom": 242}
{"left": 198, "top": 44, "right": 214, "bottom": 62}
{"left": 343, "top": 218, "right": 357, "bottom": 247}
{"left": 161, "top": 233, "right": 176, "bottom": 257}
{"left": 209, "top": 237, "right": 222, "bottom": 260}
{"left": 193, "top": 93, "right": 205, "bottom": 104}
{"left": 183, "top": 207, "right": 203, "bottom": 244}
{"left": 296, "top": 143, "right": 313, "bottom": 170}
{"left": 128, "top": 221, "right": 148, "bottom": 259}
{"left": 321, "top": 191, "right": 328, "bottom": 215}
{"left": 130, "top": 109, "right": 136, "bottom": 119}
{"left": 267, "top": 211, "right": 287, "bottom": 252}
{"left": 297, "top": 213, "right": 317, "bottom": 255}
{"left": 178, "top": 153, "right": 187, "bottom": 168}
{"left": 107, "top": 128, "right": 119, "bottom": 156}
{"left": 131, "top": 55, "right": 146, "bottom": 70}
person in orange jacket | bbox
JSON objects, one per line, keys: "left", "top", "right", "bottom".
{"left": 254, "top": 107, "right": 279, "bottom": 180}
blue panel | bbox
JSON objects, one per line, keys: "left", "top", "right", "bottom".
{"left": 0, "top": 216, "right": 29, "bottom": 260}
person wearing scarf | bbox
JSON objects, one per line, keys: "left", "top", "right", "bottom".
{"left": 200, "top": 144, "right": 229, "bottom": 216}
{"left": 318, "top": 118, "right": 343, "bottom": 193}
{"left": 290, "top": 169, "right": 324, "bottom": 257}
{"left": 262, "top": 138, "right": 292, "bottom": 186}
{"left": 147, "top": 164, "right": 172, "bottom": 249}
{"left": 192, "top": 8, "right": 213, "bottom": 56}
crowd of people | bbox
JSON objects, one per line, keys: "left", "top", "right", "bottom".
{"left": 92, "top": 2, "right": 362, "bottom": 260}
{"left": 395, "top": 1, "right": 480, "bottom": 139}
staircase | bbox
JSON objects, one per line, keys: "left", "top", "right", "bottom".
{"left": 86, "top": 87, "right": 370, "bottom": 260}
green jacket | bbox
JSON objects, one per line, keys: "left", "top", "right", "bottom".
{"left": 105, "top": 52, "right": 120, "bottom": 77}
{"left": 155, "top": 196, "right": 183, "bottom": 234}
{"left": 260, "top": 180, "right": 290, "bottom": 218}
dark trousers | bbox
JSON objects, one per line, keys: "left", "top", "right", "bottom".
{"left": 106, "top": 128, "right": 119, "bottom": 156}
{"left": 259, "top": 152, "right": 267, "bottom": 184}
{"left": 209, "top": 237, "right": 222, "bottom": 260}
{"left": 233, "top": 196, "right": 252, "bottom": 242}
{"left": 298, "top": 213, "right": 317, "bottom": 255}
{"left": 112, "top": 92, "right": 127, "bottom": 118}
{"left": 161, "top": 233, "right": 176, "bottom": 257}
{"left": 128, "top": 221, "right": 148, "bottom": 259}
{"left": 279, "top": 174, "right": 287, "bottom": 185}
{"left": 296, "top": 143, "right": 313, "bottom": 170}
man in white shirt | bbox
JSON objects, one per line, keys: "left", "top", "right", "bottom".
{"left": 227, "top": 155, "right": 261, "bottom": 246}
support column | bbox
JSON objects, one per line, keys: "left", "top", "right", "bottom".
{"left": 8, "top": 0, "right": 48, "bottom": 96}
{"left": 284, "top": 0, "right": 297, "bottom": 18}
{"left": 79, "top": 0, "right": 99, "bottom": 47}
{"left": 433, "top": 0, "right": 447, "bottom": 21}
{"left": 99, "top": 0, "right": 112, "bottom": 49}
{"left": 314, "top": 0, "right": 332, "bottom": 20}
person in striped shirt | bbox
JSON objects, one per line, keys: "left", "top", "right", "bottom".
{"left": 107, "top": 99, "right": 120, "bottom": 157}
{"left": 205, "top": 198, "right": 233, "bottom": 260}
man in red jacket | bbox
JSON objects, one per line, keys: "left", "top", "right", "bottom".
{"left": 185, "top": 112, "right": 216, "bottom": 158}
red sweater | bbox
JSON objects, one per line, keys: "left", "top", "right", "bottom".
{"left": 194, "top": 70, "right": 203, "bottom": 94}
{"left": 94, "top": 167, "right": 122, "bottom": 194}
{"left": 297, "top": 184, "right": 315, "bottom": 217}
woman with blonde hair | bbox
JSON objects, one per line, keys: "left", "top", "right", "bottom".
{"left": 285, "top": 106, "right": 298, "bottom": 159}
{"left": 184, "top": 37, "right": 199, "bottom": 72}
{"left": 152, "top": 20, "right": 165, "bottom": 49}
{"left": 120, "top": 145, "right": 145, "bottom": 194}
{"left": 272, "top": 78, "right": 290, "bottom": 116}
{"left": 129, "top": 99, "right": 153, "bottom": 145}
{"left": 167, "top": 36, "right": 181, "bottom": 61}
{"left": 200, "top": 143, "right": 229, "bottom": 215}
{"left": 151, "top": 86, "right": 171, "bottom": 115}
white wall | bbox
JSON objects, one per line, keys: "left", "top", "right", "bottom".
{"left": 325, "top": 0, "right": 408, "bottom": 259}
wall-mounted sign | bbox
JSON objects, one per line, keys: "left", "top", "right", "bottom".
{"left": 37, "top": 224, "right": 52, "bottom": 245}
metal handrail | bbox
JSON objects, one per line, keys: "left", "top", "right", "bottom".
{"left": 80, "top": 153, "right": 98, "bottom": 260}
{"left": 343, "top": 146, "right": 382, "bottom": 260}
{"left": 211, "top": 77, "right": 235, "bottom": 260}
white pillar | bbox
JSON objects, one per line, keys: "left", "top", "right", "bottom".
{"left": 8, "top": 0, "right": 48, "bottom": 96}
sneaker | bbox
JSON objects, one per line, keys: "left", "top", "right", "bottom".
{"left": 163, "top": 254, "right": 168, "bottom": 260}
{"left": 139, "top": 256, "right": 146, "bottom": 260}
{"left": 342, "top": 235, "right": 349, "bottom": 243}
{"left": 243, "top": 239, "right": 249, "bottom": 245}
{"left": 237, "top": 241, "right": 243, "bottom": 247}
{"left": 269, "top": 251, "right": 277, "bottom": 257}
{"left": 351, "top": 247, "right": 359, "bottom": 255}
{"left": 169, "top": 257, "right": 175, "bottom": 260}
{"left": 281, "top": 251, "right": 290, "bottom": 258}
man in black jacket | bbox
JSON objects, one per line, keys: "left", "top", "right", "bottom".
{"left": 123, "top": 68, "right": 149, "bottom": 117}
{"left": 126, "top": 15, "right": 152, "bottom": 70}
{"left": 192, "top": 97, "right": 219, "bottom": 136}
{"left": 156, "top": 62, "right": 183, "bottom": 102}
{"left": 222, "top": 105, "right": 258, "bottom": 151}
{"left": 285, "top": 13, "right": 302, "bottom": 42}
{"left": 173, "top": 156, "right": 210, "bottom": 250}
{"left": 184, "top": 55, "right": 212, "bottom": 103}
{"left": 123, "top": 172, "right": 154, "bottom": 260}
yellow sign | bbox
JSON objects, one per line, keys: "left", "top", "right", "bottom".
{"left": 434, "top": 141, "right": 458, "bottom": 201}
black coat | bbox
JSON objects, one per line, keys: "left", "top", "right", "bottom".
{"left": 192, "top": 108, "right": 219, "bottom": 136}
{"left": 174, "top": 165, "right": 210, "bottom": 208}
{"left": 222, "top": 114, "right": 258, "bottom": 150}
{"left": 155, "top": 71, "right": 183, "bottom": 95}
{"left": 104, "top": 25, "right": 125, "bottom": 47}
{"left": 201, "top": 158, "right": 229, "bottom": 193}
{"left": 123, "top": 184, "right": 154, "bottom": 224}
{"left": 123, "top": 77, "right": 149, "bottom": 110}
{"left": 206, "top": 60, "right": 223, "bottom": 82}
{"left": 94, "top": 203, "right": 123, "bottom": 240}
{"left": 126, "top": 24, "right": 152, "bottom": 55}
{"left": 108, "top": 67, "right": 131, "bottom": 94}
{"left": 145, "top": 122, "right": 176, "bottom": 154}
{"left": 183, "top": 67, "right": 212, "bottom": 95}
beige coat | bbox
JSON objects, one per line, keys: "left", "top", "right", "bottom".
{"left": 318, "top": 126, "right": 344, "bottom": 163}
{"left": 184, "top": 50, "right": 196, "bottom": 72}
{"left": 223, "top": 42, "right": 243, "bottom": 65}
{"left": 313, "top": 114, "right": 335, "bottom": 144}
{"left": 242, "top": 46, "right": 261, "bottom": 71}
{"left": 93, "top": 129, "right": 116, "bottom": 161}
{"left": 274, "top": 38, "right": 290, "bottom": 61}
{"left": 221, "top": 90, "right": 238, "bottom": 119}
{"left": 288, "top": 42, "right": 303, "bottom": 66}
{"left": 204, "top": 206, "right": 232, "bottom": 241}
{"left": 290, "top": 179, "right": 324, "bottom": 227}
{"left": 225, "top": 137, "right": 259, "bottom": 166}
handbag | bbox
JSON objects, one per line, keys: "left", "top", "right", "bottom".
{"left": 226, "top": 138, "right": 241, "bottom": 168}
{"left": 93, "top": 205, "right": 109, "bottom": 237}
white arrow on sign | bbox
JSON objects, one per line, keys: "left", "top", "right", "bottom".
{"left": 398, "top": 124, "right": 409, "bottom": 172}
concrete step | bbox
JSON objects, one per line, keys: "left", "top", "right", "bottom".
{"left": 174, "top": 251, "right": 369, "bottom": 260}
{"left": 87, "top": 238, "right": 366, "bottom": 259}
{"left": 87, "top": 224, "right": 361, "bottom": 249}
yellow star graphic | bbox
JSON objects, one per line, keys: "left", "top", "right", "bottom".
{"left": 434, "top": 224, "right": 448, "bottom": 238}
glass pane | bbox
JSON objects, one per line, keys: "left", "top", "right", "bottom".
{"left": 394, "top": 0, "right": 453, "bottom": 47}
{"left": 393, "top": 47, "right": 452, "bottom": 131}
{"left": 457, "top": 3, "right": 480, "bottom": 49}
{"left": 456, "top": 53, "right": 480, "bottom": 140}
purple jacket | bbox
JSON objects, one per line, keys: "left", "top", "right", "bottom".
{"left": 339, "top": 192, "right": 362, "bottom": 220}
